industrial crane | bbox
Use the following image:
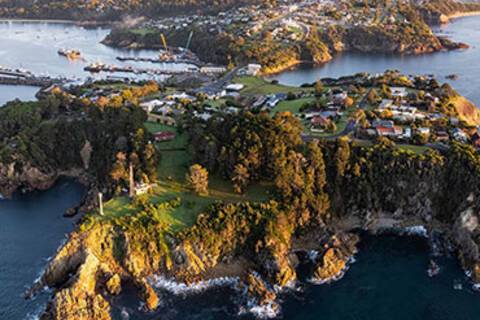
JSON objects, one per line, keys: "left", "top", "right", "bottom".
{"left": 185, "top": 31, "right": 194, "bottom": 51}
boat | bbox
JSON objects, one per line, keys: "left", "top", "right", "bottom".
{"left": 427, "top": 260, "right": 440, "bottom": 277}
{"left": 58, "top": 48, "right": 82, "bottom": 60}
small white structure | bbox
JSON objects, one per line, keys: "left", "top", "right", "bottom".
{"left": 391, "top": 87, "right": 408, "bottom": 98}
{"left": 246, "top": 64, "right": 262, "bottom": 76}
{"left": 200, "top": 66, "right": 227, "bottom": 74}
{"left": 168, "top": 93, "right": 195, "bottom": 101}
{"left": 140, "top": 99, "right": 165, "bottom": 113}
{"left": 225, "top": 84, "right": 245, "bottom": 92}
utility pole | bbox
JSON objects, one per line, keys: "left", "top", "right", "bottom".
{"left": 98, "top": 192, "right": 104, "bottom": 216}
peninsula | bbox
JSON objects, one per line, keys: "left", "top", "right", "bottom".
{"left": 3, "top": 70, "right": 478, "bottom": 319}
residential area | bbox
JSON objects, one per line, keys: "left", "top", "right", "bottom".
{"left": 72, "top": 69, "right": 480, "bottom": 154}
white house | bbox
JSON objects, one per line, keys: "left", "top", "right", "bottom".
{"left": 391, "top": 87, "right": 408, "bottom": 98}
{"left": 140, "top": 99, "right": 164, "bottom": 113}
{"left": 246, "top": 64, "right": 262, "bottom": 76}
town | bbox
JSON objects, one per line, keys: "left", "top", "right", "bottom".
{"left": 102, "top": 0, "right": 468, "bottom": 75}
{"left": 54, "top": 68, "right": 480, "bottom": 156}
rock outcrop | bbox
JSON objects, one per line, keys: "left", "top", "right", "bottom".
{"left": 0, "top": 161, "right": 57, "bottom": 198}
{"left": 312, "top": 233, "right": 359, "bottom": 283}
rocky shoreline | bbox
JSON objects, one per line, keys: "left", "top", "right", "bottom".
{"left": 28, "top": 195, "right": 480, "bottom": 319}
{"left": 102, "top": 22, "right": 469, "bottom": 76}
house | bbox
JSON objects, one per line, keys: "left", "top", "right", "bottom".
{"left": 452, "top": 128, "right": 468, "bottom": 142}
{"left": 449, "top": 117, "right": 460, "bottom": 126}
{"left": 379, "top": 99, "right": 394, "bottom": 109}
{"left": 402, "top": 127, "right": 412, "bottom": 139}
{"left": 153, "top": 131, "right": 176, "bottom": 142}
{"left": 391, "top": 87, "right": 408, "bottom": 98}
{"left": 436, "top": 131, "right": 450, "bottom": 142}
{"left": 246, "top": 64, "right": 262, "bottom": 76}
{"left": 372, "top": 120, "right": 394, "bottom": 128}
{"left": 332, "top": 90, "right": 347, "bottom": 104}
{"left": 200, "top": 66, "right": 227, "bottom": 74}
{"left": 376, "top": 125, "right": 403, "bottom": 137}
{"left": 253, "top": 96, "right": 267, "bottom": 108}
{"left": 265, "top": 95, "right": 281, "bottom": 108}
{"left": 311, "top": 116, "right": 331, "bottom": 129}
{"left": 417, "top": 127, "right": 431, "bottom": 136}
{"left": 140, "top": 99, "right": 164, "bottom": 113}
{"left": 168, "top": 93, "right": 195, "bottom": 101}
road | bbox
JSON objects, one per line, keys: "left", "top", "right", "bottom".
{"left": 198, "top": 65, "right": 243, "bottom": 95}
{"left": 302, "top": 119, "right": 356, "bottom": 142}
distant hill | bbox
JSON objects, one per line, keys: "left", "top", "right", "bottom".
{"left": 0, "top": 0, "right": 265, "bottom": 20}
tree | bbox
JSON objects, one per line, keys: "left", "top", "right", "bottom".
{"left": 315, "top": 80, "right": 324, "bottom": 96}
{"left": 186, "top": 164, "right": 209, "bottom": 195}
{"left": 335, "top": 137, "right": 351, "bottom": 177}
{"left": 232, "top": 163, "right": 250, "bottom": 194}
{"left": 110, "top": 152, "right": 128, "bottom": 182}
{"left": 367, "top": 88, "right": 380, "bottom": 104}
{"left": 143, "top": 142, "right": 158, "bottom": 183}
{"left": 344, "top": 96, "right": 355, "bottom": 108}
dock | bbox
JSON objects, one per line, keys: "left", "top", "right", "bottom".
{"left": 0, "top": 67, "right": 62, "bottom": 87}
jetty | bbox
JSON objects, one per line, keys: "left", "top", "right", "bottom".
{"left": 0, "top": 67, "right": 63, "bottom": 87}
{"left": 84, "top": 62, "right": 227, "bottom": 76}
{"left": 116, "top": 56, "right": 203, "bottom": 67}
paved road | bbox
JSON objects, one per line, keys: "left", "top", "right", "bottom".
{"left": 302, "top": 119, "right": 356, "bottom": 142}
{"left": 198, "top": 65, "right": 242, "bottom": 94}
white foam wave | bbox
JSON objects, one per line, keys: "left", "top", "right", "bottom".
{"left": 242, "top": 302, "right": 279, "bottom": 319}
{"left": 403, "top": 225, "right": 428, "bottom": 237}
{"left": 151, "top": 275, "right": 239, "bottom": 295}
{"left": 308, "top": 250, "right": 319, "bottom": 262}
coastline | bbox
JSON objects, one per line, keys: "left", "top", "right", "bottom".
{"left": 447, "top": 11, "right": 480, "bottom": 21}
{"left": 0, "top": 18, "right": 112, "bottom": 27}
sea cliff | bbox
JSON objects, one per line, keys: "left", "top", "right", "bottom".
{"left": 32, "top": 135, "right": 480, "bottom": 320}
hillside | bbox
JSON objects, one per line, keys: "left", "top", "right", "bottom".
{"left": 0, "top": 0, "right": 263, "bottom": 20}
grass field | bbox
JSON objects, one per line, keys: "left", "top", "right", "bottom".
{"left": 352, "top": 139, "right": 431, "bottom": 155}
{"left": 100, "top": 122, "right": 272, "bottom": 232}
{"left": 272, "top": 97, "right": 315, "bottom": 114}
{"left": 233, "top": 76, "right": 311, "bottom": 95}
{"left": 130, "top": 27, "right": 158, "bottom": 36}
{"left": 396, "top": 144, "right": 431, "bottom": 154}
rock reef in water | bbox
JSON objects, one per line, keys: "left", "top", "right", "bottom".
{"left": 311, "top": 233, "right": 359, "bottom": 284}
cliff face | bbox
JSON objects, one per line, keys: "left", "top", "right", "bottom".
{"left": 0, "top": 158, "right": 85, "bottom": 198}
{"left": 419, "top": 0, "right": 480, "bottom": 24}
{"left": 344, "top": 26, "right": 443, "bottom": 55}
{"left": 32, "top": 138, "right": 480, "bottom": 320}
{"left": 36, "top": 187, "right": 480, "bottom": 320}
{"left": 0, "top": 161, "right": 56, "bottom": 198}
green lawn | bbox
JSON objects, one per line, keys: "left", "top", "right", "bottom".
{"left": 233, "top": 76, "right": 312, "bottom": 95}
{"left": 272, "top": 97, "right": 315, "bottom": 115}
{"left": 396, "top": 144, "right": 431, "bottom": 154}
{"left": 204, "top": 98, "right": 228, "bottom": 109}
{"left": 130, "top": 27, "right": 158, "bottom": 36}
{"left": 99, "top": 122, "right": 272, "bottom": 233}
